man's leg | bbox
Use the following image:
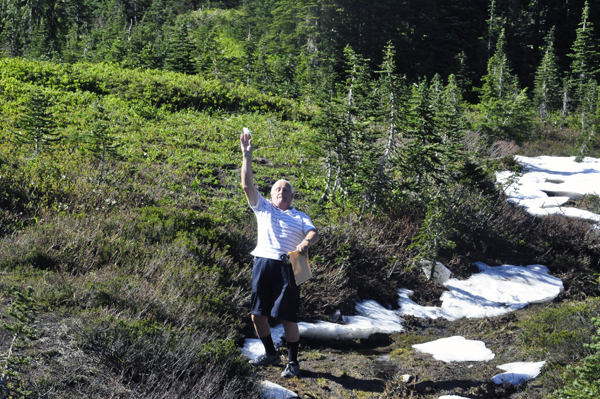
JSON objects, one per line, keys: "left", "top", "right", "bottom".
{"left": 281, "top": 320, "right": 301, "bottom": 377}
{"left": 281, "top": 320, "right": 299, "bottom": 343}
{"left": 252, "top": 314, "right": 272, "bottom": 338}
{"left": 252, "top": 314, "right": 278, "bottom": 357}
{"left": 249, "top": 258, "right": 281, "bottom": 366}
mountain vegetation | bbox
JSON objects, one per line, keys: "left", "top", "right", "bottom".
{"left": 1, "top": 0, "right": 600, "bottom": 398}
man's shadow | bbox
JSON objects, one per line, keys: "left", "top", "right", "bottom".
{"left": 300, "top": 370, "right": 386, "bottom": 393}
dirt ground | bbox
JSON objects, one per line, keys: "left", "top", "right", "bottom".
{"left": 255, "top": 316, "right": 525, "bottom": 399}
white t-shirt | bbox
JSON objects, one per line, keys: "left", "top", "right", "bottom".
{"left": 250, "top": 191, "right": 316, "bottom": 260}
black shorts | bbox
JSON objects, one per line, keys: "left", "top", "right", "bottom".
{"left": 250, "top": 257, "right": 300, "bottom": 322}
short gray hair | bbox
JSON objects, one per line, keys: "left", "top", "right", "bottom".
{"left": 272, "top": 179, "right": 294, "bottom": 194}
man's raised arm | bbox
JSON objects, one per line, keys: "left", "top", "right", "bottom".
{"left": 241, "top": 129, "right": 259, "bottom": 207}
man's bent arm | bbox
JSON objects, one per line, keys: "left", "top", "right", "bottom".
{"left": 241, "top": 132, "right": 258, "bottom": 207}
{"left": 297, "top": 229, "right": 319, "bottom": 256}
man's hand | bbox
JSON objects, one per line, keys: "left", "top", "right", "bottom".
{"left": 240, "top": 129, "right": 253, "bottom": 154}
{"left": 296, "top": 231, "right": 318, "bottom": 256}
{"left": 296, "top": 240, "right": 310, "bottom": 256}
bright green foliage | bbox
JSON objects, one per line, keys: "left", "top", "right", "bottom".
{"left": 568, "top": 1, "right": 600, "bottom": 107}
{"left": 556, "top": 317, "right": 600, "bottom": 398}
{"left": 534, "top": 27, "right": 562, "bottom": 119}
{"left": 474, "top": 29, "right": 532, "bottom": 143}
{"left": 1, "top": 286, "right": 37, "bottom": 399}
{"left": 13, "top": 88, "right": 60, "bottom": 158}
{"left": 0, "top": 58, "right": 308, "bottom": 118}
{"left": 0, "top": 56, "right": 317, "bottom": 396}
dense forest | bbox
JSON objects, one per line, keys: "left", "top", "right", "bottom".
{"left": 1, "top": 0, "right": 600, "bottom": 398}
{"left": 2, "top": 0, "right": 600, "bottom": 95}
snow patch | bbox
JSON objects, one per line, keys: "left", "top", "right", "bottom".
{"left": 492, "top": 361, "right": 546, "bottom": 385}
{"left": 497, "top": 156, "right": 600, "bottom": 224}
{"left": 413, "top": 336, "right": 495, "bottom": 363}
{"left": 260, "top": 381, "right": 298, "bottom": 399}
{"left": 399, "top": 262, "right": 563, "bottom": 321}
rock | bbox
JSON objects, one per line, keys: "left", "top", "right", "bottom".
{"left": 330, "top": 309, "right": 341, "bottom": 322}
{"left": 420, "top": 260, "right": 451, "bottom": 284}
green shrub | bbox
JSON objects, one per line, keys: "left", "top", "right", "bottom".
{"left": 556, "top": 317, "right": 600, "bottom": 398}
{"left": 517, "top": 299, "right": 600, "bottom": 363}
{"left": 0, "top": 58, "right": 309, "bottom": 119}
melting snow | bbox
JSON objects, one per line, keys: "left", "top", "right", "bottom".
{"left": 399, "top": 263, "right": 564, "bottom": 321}
{"left": 492, "top": 361, "right": 547, "bottom": 385}
{"left": 260, "top": 381, "right": 298, "bottom": 399}
{"left": 242, "top": 300, "right": 404, "bottom": 360}
{"left": 299, "top": 300, "right": 404, "bottom": 340}
{"left": 413, "top": 336, "right": 495, "bottom": 363}
{"left": 497, "top": 155, "right": 600, "bottom": 223}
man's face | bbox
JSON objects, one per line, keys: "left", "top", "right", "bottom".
{"left": 271, "top": 181, "right": 293, "bottom": 210}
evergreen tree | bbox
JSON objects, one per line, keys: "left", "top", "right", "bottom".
{"left": 165, "top": 22, "right": 197, "bottom": 75}
{"left": 311, "top": 83, "right": 342, "bottom": 202}
{"left": 375, "top": 41, "right": 407, "bottom": 182}
{"left": 310, "top": 45, "right": 381, "bottom": 209}
{"left": 1, "top": 0, "right": 27, "bottom": 56}
{"left": 534, "top": 27, "right": 562, "bottom": 119}
{"left": 393, "top": 73, "right": 465, "bottom": 200}
{"left": 562, "top": 77, "right": 574, "bottom": 118}
{"left": 396, "top": 77, "right": 445, "bottom": 195}
{"left": 575, "top": 79, "right": 598, "bottom": 162}
{"left": 336, "top": 45, "right": 381, "bottom": 208}
{"left": 243, "top": 24, "right": 256, "bottom": 86}
{"left": 436, "top": 74, "right": 464, "bottom": 169}
{"left": 475, "top": 29, "right": 532, "bottom": 143}
{"left": 453, "top": 51, "right": 473, "bottom": 97}
{"left": 568, "top": 1, "right": 600, "bottom": 106}
{"left": 14, "top": 89, "right": 60, "bottom": 158}
{"left": 87, "top": 103, "right": 119, "bottom": 180}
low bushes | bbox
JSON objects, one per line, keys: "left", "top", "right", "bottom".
{"left": 74, "top": 313, "right": 258, "bottom": 398}
{"left": 557, "top": 317, "right": 600, "bottom": 399}
{"left": 301, "top": 213, "right": 421, "bottom": 320}
{"left": 0, "top": 58, "right": 309, "bottom": 119}
{"left": 517, "top": 299, "right": 600, "bottom": 364}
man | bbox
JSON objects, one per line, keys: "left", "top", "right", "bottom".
{"left": 240, "top": 129, "right": 319, "bottom": 378}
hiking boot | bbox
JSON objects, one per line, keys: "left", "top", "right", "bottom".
{"left": 249, "top": 353, "right": 281, "bottom": 367}
{"left": 281, "top": 361, "right": 301, "bottom": 378}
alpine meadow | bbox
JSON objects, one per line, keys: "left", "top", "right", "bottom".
{"left": 1, "top": 1, "right": 600, "bottom": 398}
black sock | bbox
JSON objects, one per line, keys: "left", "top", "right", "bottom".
{"left": 287, "top": 340, "right": 300, "bottom": 363}
{"left": 260, "top": 334, "right": 277, "bottom": 356}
